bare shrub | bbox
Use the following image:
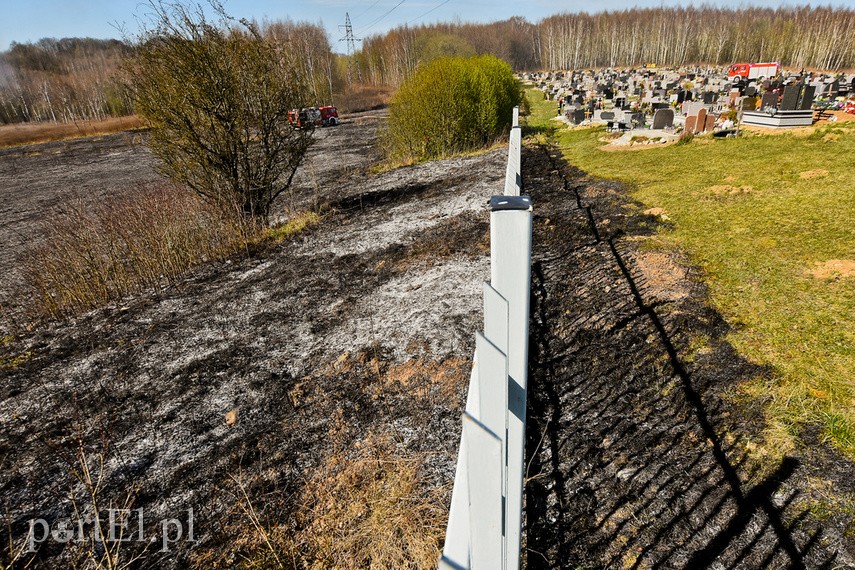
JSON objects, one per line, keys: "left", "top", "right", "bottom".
{"left": 20, "top": 182, "right": 253, "bottom": 319}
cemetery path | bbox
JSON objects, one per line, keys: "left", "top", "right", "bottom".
{"left": 522, "top": 140, "right": 855, "bottom": 569}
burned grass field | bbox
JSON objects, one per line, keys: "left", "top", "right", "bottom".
{"left": 1, "top": 110, "right": 854, "bottom": 569}
{"left": 0, "top": 114, "right": 502, "bottom": 567}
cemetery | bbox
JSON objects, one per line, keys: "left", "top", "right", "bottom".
{"left": 526, "top": 66, "right": 855, "bottom": 143}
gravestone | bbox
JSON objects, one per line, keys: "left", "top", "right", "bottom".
{"left": 745, "top": 85, "right": 757, "bottom": 97}
{"left": 653, "top": 102, "right": 670, "bottom": 111}
{"left": 685, "top": 115, "right": 697, "bottom": 134}
{"left": 652, "top": 108, "right": 674, "bottom": 129}
{"left": 630, "top": 112, "right": 645, "bottom": 127}
{"left": 780, "top": 84, "right": 800, "bottom": 111}
{"left": 600, "top": 111, "right": 615, "bottom": 121}
{"left": 799, "top": 85, "right": 816, "bottom": 110}
{"left": 696, "top": 107, "right": 707, "bottom": 134}
{"left": 683, "top": 101, "right": 705, "bottom": 116}
{"left": 572, "top": 109, "right": 586, "bottom": 124}
{"left": 704, "top": 114, "right": 715, "bottom": 133}
{"left": 741, "top": 96, "right": 757, "bottom": 111}
{"left": 760, "top": 91, "right": 778, "bottom": 110}
{"left": 703, "top": 91, "right": 716, "bottom": 104}
{"left": 729, "top": 89, "right": 741, "bottom": 106}
{"left": 828, "top": 79, "right": 839, "bottom": 97}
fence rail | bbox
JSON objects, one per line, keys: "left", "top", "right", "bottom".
{"left": 440, "top": 107, "right": 532, "bottom": 570}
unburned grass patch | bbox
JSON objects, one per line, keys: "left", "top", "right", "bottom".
{"left": 0, "top": 116, "right": 144, "bottom": 148}
{"left": 285, "top": 435, "right": 446, "bottom": 569}
{"left": 199, "top": 435, "right": 447, "bottom": 570}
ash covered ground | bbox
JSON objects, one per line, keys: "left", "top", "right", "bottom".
{"left": 1, "top": 113, "right": 853, "bottom": 569}
{"left": 0, "top": 114, "right": 500, "bottom": 567}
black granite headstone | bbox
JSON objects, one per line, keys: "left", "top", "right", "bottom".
{"left": 780, "top": 84, "right": 800, "bottom": 111}
{"left": 760, "top": 91, "right": 778, "bottom": 110}
{"left": 799, "top": 85, "right": 816, "bottom": 110}
{"left": 652, "top": 108, "right": 675, "bottom": 129}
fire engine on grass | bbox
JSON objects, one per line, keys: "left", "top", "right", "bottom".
{"left": 287, "top": 106, "right": 339, "bottom": 129}
{"left": 727, "top": 62, "right": 780, "bottom": 80}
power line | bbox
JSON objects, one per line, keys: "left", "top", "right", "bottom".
{"left": 352, "top": 0, "right": 383, "bottom": 22}
{"left": 338, "top": 12, "right": 362, "bottom": 83}
{"left": 407, "top": 0, "right": 451, "bottom": 25}
{"left": 355, "top": 0, "right": 406, "bottom": 35}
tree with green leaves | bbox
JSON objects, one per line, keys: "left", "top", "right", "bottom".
{"left": 385, "top": 55, "right": 521, "bottom": 162}
{"left": 128, "top": 1, "right": 313, "bottom": 222}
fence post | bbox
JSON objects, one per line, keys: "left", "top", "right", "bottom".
{"left": 443, "top": 362, "right": 480, "bottom": 566}
{"left": 504, "top": 126, "right": 522, "bottom": 196}
{"left": 463, "top": 413, "right": 504, "bottom": 569}
{"left": 489, "top": 195, "right": 533, "bottom": 570}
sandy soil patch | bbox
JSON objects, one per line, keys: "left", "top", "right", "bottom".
{"left": 706, "top": 184, "right": 754, "bottom": 195}
{"left": 809, "top": 259, "right": 855, "bottom": 279}
{"left": 633, "top": 250, "right": 691, "bottom": 302}
{"left": 799, "top": 169, "right": 829, "bottom": 179}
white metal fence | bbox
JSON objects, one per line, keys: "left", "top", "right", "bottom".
{"left": 440, "top": 108, "right": 532, "bottom": 570}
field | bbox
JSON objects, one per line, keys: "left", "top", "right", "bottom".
{"left": 1, "top": 102, "right": 854, "bottom": 567}
{"left": 526, "top": 88, "right": 855, "bottom": 461}
{"left": 0, "top": 113, "right": 504, "bottom": 568}
{"left": 0, "top": 116, "right": 145, "bottom": 148}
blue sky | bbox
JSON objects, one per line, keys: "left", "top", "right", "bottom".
{"left": 2, "top": 0, "right": 855, "bottom": 53}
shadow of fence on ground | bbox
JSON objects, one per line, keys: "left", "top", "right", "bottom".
{"left": 523, "top": 143, "right": 837, "bottom": 569}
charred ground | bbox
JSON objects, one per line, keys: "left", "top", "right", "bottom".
{"left": 0, "top": 113, "right": 853, "bottom": 569}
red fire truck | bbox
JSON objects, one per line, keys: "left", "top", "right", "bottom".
{"left": 287, "top": 106, "right": 339, "bottom": 129}
{"left": 727, "top": 62, "right": 780, "bottom": 80}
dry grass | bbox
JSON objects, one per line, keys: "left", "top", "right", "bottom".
{"left": 335, "top": 84, "right": 395, "bottom": 114}
{"left": 285, "top": 435, "right": 446, "bottom": 570}
{"left": 0, "top": 116, "right": 144, "bottom": 148}
{"left": 196, "top": 435, "right": 447, "bottom": 570}
{"left": 19, "top": 182, "right": 254, "bottom": 319}
{"left": 16, "top": 182, "right": 326, "bottom": 321}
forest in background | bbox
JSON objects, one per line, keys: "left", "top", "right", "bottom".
{"left": 2, "top": 6, "right": 854, "bottom": 125}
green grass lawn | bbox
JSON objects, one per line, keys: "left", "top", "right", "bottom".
{"left": 525, "top": 88, "right": 855, "bottom": 459}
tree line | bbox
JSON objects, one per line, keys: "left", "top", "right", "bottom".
{"left": 356, "top": 6, "right": 855, "bottom": 86}
{"left": 0, "top": 20, "right": 342, "bottom": 125}
{"left": 0, "top": 38, "right": 132, "bottom": 124}
{"left": 2, "top": 5, "right": 854, "bottom": 125}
